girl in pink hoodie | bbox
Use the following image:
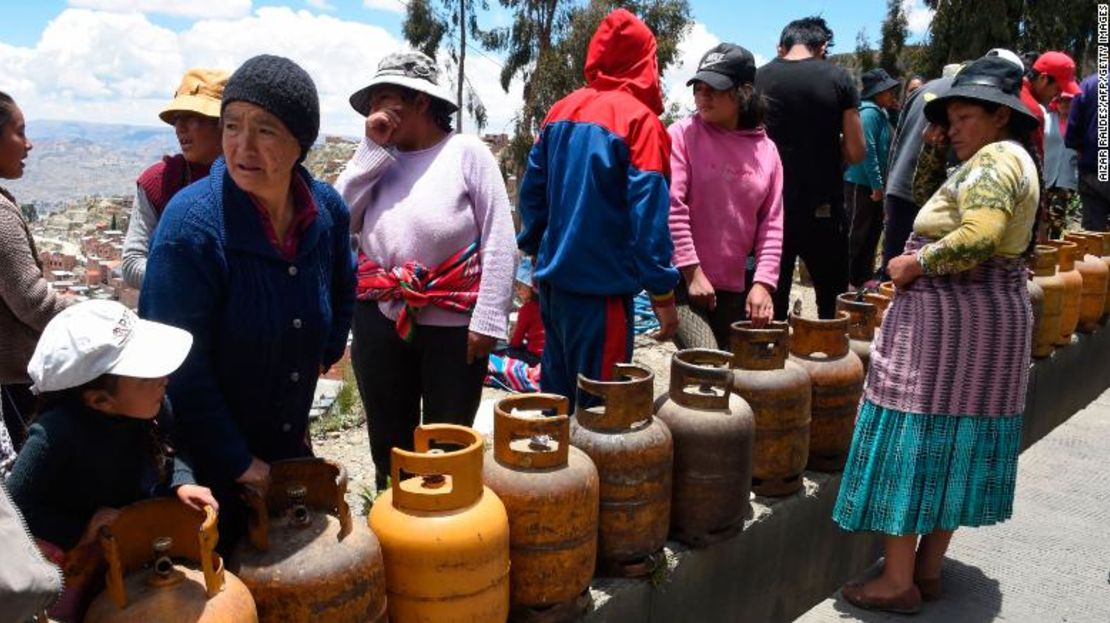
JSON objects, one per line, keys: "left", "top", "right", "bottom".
{"left": 669, "top": 43, "right": 784, "bottom": 349}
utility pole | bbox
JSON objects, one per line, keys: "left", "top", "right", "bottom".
{"left": 457, "top": 0, "right": 466, "bottom": 132}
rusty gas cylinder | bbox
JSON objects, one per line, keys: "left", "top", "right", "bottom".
{"left": 1027, "top": 277, "right": 1044, "bottom": 360}
{"left": 865, "top": 292, "right": 891, "bottom": 330}
{"left": 653, "top": 349, "right": 754, "bottom": 547}
{"left": 835, "top": 292, "right": 877, "bottom": 371}
{"left": 1064, "top": 233, "right": 1109, "bottom": 332}
{"left": 482, "top": 394, "right": 598, "bottom": 622}
{"left": 369, "top": 424, "right": 510, "bottom": 623}
{"left": 729, "top": 321, "right": 812, "bottom": 497}
{"left": 1045, "top": 239, "right": 1084, "bottom": 345}
{"left": 878, "top": 281, "right": 896, "bottom": 301}
{"left": 571, "top": 363, "right": 672, "bottom": 578}
{"left": 789, "top": 312, "right": 864, "bottom": 472}
{"left": 1031, "top": 245, "right": 1065, "bottom": 358}
{"left": 85, "top": 499, "right": 258, "bottom": 623}
{"left": 229, "top": 458, "right": 387, "bottom": 623}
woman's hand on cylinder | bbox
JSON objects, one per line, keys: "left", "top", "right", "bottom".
{"left": 681, "top": 264, "right": 716, "bottom": 311}
{"left": 365, "top": 109, "right": 401, "bottom": 147}
{"left": 745, "top": 282, "right": 774, "bottom": 327}
{"left": 887, "top": 254, "right": 924, "bottom": 289}
{"left": 466, "top": 331, "right": 497, "bottom": 364}
{"left": 235, "top": 456, "right": 271, "bottom": 494}
{"left": 176, "top": 484, "right": 220, "bottom": 512}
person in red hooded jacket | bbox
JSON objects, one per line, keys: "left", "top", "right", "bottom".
{"left": 516, "top": 8, "right": 679, "bottom": 409}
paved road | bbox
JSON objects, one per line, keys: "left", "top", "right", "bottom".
{"left": 797, "top": 387, "right": 1110, "bottom": 623}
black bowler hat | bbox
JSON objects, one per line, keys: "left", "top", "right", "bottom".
{"left": 924, "top": 55, "right": 1039, "bottom": 132}
{"left": 686, "top": 43, "right": 757, "bottom": 91}
{"left": 860, "top": 68, "right": 900, "bottom": 100}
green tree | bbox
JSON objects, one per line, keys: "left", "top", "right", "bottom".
{"left": 855, "top": 27, "right": 877, "bottom": 73}
{"left": 879, "top": 0, "right": 908, "bottom": 76}
{"left": 1020, "top": 0, "right": 1099, "bottom": 74}
{"left": 922, "top": 0, "right": 1099, "bottom": 78}
{"left": 402, "top": 0, "right": 491, "bottom": 132}
{"left": 487, "top": 0, "right": 692, "bottom": 175}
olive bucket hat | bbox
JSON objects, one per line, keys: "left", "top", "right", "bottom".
{"left": 348, "top": 51, "right": 458, "bottom": 116}
{"left": 158, "top": 68, "right": 229, "bottom": 124}
{"left": 924, "top": 55, "right": 1039, "bottom": 133}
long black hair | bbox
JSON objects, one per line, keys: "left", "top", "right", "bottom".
{"left": 734, "top": 83, "right": 769, "bottom": 130}
{"left": 964, "top": 100, "right": 1044, "bottom": 256}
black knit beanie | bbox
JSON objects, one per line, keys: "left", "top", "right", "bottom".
{"left": 222, "top": 54, "right": 319, "bottom": 161}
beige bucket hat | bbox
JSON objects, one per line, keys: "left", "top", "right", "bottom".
{"left": 159, "top": 68, "right": 229, "bottom": 124}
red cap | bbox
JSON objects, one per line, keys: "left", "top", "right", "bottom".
{"left": 1033, "top": 51, "right": 1081, "bottom": 96}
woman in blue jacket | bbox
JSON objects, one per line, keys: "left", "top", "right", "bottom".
{"left": 140, "top": 55, "right": 356, "bottom": 547}
{"left": 844, "top": 68, "right": 900, "bottom": 288}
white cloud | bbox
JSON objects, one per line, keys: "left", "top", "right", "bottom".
{"left": 902, "top": 0, "right": 934, "bottom": 38}
{"left": 67, "top": 0, "right": 252, "bottom": 20}
{"left": 363, "top": 0, "right": 406, "bottom": 14}
{"left": 305, "top": 0, "right": 336, "bottom": 11}
{"left": 0, "top": 7, "right": 519, "bottom": 138}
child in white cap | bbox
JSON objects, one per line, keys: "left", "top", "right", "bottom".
{"left": 6, "top": 300, "right": 215, "bottom": 619}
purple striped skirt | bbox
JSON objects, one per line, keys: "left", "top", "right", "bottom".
{"left": 865, "top": 235, "right": 1032, "bottom": 417}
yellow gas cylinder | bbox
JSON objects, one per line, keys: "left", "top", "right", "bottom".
{"left": 483, "top": 394, "right": 599, "bottom": 622}
{"left": 230, "top": 458, "right": 388, "bottom": 623}
{"left": 1045, "top": 239, "right": 1084, "bottom": 345}
{"left": 369, "top": 424, "right": 510, "bottom": 623}
{"left": 1064, "top": 232, "right": 1109, "bottom": 332}
{"left": 84, "top": 498, "right": 258, "bottom": 623}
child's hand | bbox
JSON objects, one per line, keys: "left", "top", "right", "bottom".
{"left": 78, "top": 507, "right": 120, "bottom": 545}
{"left": 176, "top": 484, "right": 219, "bottom": 512}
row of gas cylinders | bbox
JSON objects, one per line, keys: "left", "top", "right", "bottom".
{"left": 81, "top": 310, "right": 874, "bottom": 623}
{"left": 1026, "top": 233, "right": 1110, "bottom": 358}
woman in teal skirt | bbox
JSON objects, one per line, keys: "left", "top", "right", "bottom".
{"left": 833, "top": 55, "right": 1041, "bottom": 614}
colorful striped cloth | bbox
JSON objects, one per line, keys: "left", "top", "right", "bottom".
{"left": 356, "top": 240, "right": 482, "bottom": 341}
{"left": 485, "top": 353, "right": 541, "bottom": 392}
{"left": 833, "top": 400, "right": 1021, "bottom": 535}
{"left": 865, "top": 234, "right": 1032, "bottom": 417}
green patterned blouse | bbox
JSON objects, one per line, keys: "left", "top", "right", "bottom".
{"left": 912, "top": 141, "right": 1039, "bottom": 275}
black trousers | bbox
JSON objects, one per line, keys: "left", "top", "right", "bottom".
{"left": 1079, "top": 172, "right": 1110, "bottom": 232}
{"left": 845, "top": 181, "right": 885, "bottom": 286}
{"left": 1, "top": 383, "right": 36, "bottom": 450}
{"left": 773, "top": 208, "right": 849, "bottom": 320}
{"left": 350, "top": 302, "right": 488, "bottom": 486}
{"left": 881, "top": 194, "right": 921, "bottom": 278}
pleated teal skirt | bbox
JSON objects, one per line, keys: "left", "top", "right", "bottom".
{"left": 833, "top": 399, "right": 1022, "bottom": 536}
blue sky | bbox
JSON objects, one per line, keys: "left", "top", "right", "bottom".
{"left": 0, "top": 1, "right": 933, "bottom": 135}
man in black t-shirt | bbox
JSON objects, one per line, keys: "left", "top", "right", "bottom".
{"left": 756, "top": 16, "right": 864, "bottom": 319}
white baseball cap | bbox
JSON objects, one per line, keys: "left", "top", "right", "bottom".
{"left": 28, "top": 300, "right": 193, "bottom": 394}
{"left": 986, "top": 48, "right": 1025, "bottom": 71}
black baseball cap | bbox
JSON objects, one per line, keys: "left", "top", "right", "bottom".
{"left": 686, "top": 43, "right": 757, "bottom": 91}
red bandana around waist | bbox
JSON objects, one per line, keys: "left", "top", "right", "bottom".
{"left": 356, "top": 240, "right": 482, "bottom": 341}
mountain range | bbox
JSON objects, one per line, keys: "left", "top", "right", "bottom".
{"left": 5, "top": 120, "right": 358, "bottom": 210}
{"left": 4, "top": 120, "right": 179, "bottom": 209}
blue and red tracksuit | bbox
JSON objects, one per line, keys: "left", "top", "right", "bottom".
{"left": 516, "top": 8, "right": 679, "bottom": 409}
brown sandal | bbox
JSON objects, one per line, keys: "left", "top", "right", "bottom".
{"left": 841, "top": 582, "right": 923, "bottom": 615}
{"left": 914, "top": 576, "right": 942, "bottom": 602}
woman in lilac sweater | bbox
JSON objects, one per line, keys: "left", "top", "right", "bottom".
{"left": 336, "top": 52, "right": 515, "bottom": 489}
{"left": 669, "top": 43, "right": 784, "bottom": 349}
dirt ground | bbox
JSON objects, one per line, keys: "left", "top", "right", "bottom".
{"left": 314, "top": 282, "right": 819, "bottom": 514}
